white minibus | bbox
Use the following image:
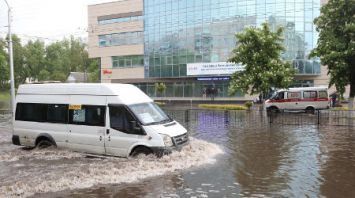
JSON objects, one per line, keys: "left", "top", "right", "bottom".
{"left": 12, "top": 83, "right": 189, "bottom": 157}
{"left": 264, "top": 87, "right": 329, "bottom": 113}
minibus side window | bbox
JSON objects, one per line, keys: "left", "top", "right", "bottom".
{"left": 47, "top": 104, "right": 68, "bottom": 123}
{"left": 287, "top": 92, "right": 301, "bottom": 99}
{"left": 69, "top": 105, "right": 105, "bottom": 126}
{"left": 109, "top": 106, "right": 138, "bottom": 134}
{"left": 318, "top": 91, "right": 328, "bottom": 99}
{"left": 15, "top": 103, "right": 47, "bottom": 122}
{"left": 274, "top": 92, "right": 284, "bottom": 100}
{"left": 304, "top": 91, "right": 317, "bottom": 98}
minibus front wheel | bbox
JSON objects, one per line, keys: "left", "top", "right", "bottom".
{"left": 267, "top": 106, "right": 279, "bottom": 113}
{"left": 130, "top": 146, "right": 152, "bottom": 157}
{"left": 35, "top": 136, "right": 56, "bottom": 149}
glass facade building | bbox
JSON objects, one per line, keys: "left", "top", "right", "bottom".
{"left": 139, "top": 0, "right": 322, "bottom": 97}
{"left": 144, "top": 0, "right": 321, "bottom": 78}
{"left": 89, "top": 0, "right": 324, "bottom": 99}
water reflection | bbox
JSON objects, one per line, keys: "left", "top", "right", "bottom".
{"left": 319, "top": 126, "right": 355, "bottom": 198}
{"left": 230, "top": 126, "right": 292, "bottom": 197}
{"left": 1, "top": 111, "right": 355, "bottom": 197}
{"left": 34, "top": 174, "right": 186, "bottom": 198}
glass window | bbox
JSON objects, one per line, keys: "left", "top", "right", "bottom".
{"left": 287, "top": 92, "right": 301, "bottom": 99}
{"left": 98, "top": 14, "right": 143, "bottom": 25}
{"left": 109, "top": 105, "right": 139, "bottom": 134}
{"left": 304, "top": 91, "right": 317, "bottom": 99}
{"left": 47, "top": 104, "right": 68, "bottom": 123}
{"left": 125, "top": 59, "right": 132, "bottom": 67}
{"left": 69, "top": 105, "right": 105, "bottom": 126}
{"left": 99, "top": 35, "right": 107, "bottom": 47}
{"left": 318, "top": 91, "right": 328, "bottom": 99}
{"left": 99, "top": 32, "right": 143, "bottom": 47}
{"left": 15, "top": 103, "right": 47, "bottom": 122}
{"left": 112, "top": 55, "right": 144, "bottom": 68}
{"left": 128, "top": 102, "right": 170, "bottom": 125}
{"left": 272, "top": 92, "right": 285, "bottom": 100}
{"left": 132, "top": 56, "right": 140, "bottom": 66}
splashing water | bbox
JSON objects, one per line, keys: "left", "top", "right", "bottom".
{"left": 0, "top": 138, "right": 224, "bottom": 197}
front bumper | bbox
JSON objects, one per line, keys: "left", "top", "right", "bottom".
{"left": 151, "top": 138, "right": 189, "bottom": 157}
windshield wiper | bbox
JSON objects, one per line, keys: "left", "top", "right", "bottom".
{"left": 146, "top": 118, "right": 171, "bottom": 126}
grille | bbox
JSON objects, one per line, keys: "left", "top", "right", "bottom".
{"left": 173, "top": 133, "right": 189, "bottom": 146}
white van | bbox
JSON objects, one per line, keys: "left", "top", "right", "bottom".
{"left": 12, "top": 83, "right": 189, "bottom": 157}
{"left": 264, "top": 87, "right": 329, "bottom": 113}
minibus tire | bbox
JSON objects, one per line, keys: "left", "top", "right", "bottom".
{"left": 305, "top": 107, "right": 315, "bottom": 114}
{"left": 130, "top": 146, "right": 152, "bottom": 157}
{"left": 267, "top": 106, "right": 279, "bottom": 113}
{"left": 36, "top": 138, "right": 55, "bottom": 149}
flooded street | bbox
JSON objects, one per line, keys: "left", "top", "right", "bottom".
{"left": 1, "top": 110, "right": 355, "bottom": 197}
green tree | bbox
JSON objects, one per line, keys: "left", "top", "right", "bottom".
{"left": 87, "top": 58, "right": 100, "bottom": 82}
{"left": 38, "top": 70, "right": 51, "bottom": 81}
{"left": 0, "top": 39, "right": 9, "bottom": 89}
{"left": 45, "top": 40, "right": 70, "bottom": 81}
{"left": 155, "top": 82, "right": 167, "bottom": 97}
{"left": 9, "top": 35, "right": 26, "bottom": 86}
{"left": 44, "top": 37, "right": 97, "bottom": 82}
{"left": 23, "top": 40, "right": 45, "bottom": 81}
{"left": 310, "top": 0, "right": 355, "bottom": 106}
{"left": 68, "top": 36, "right": 87, "bottom": 72}
{"left": 228, "top": 22, "right": 295, "bottom": 98}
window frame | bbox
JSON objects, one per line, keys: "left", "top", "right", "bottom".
{"left": 69, "top": 105, "right": 106, "bottom": 127}
{"left": 108, "top": 104, "right": 145, "bottom": 135}
{"left": 287, "top": 92, "right": 301, "bottom": 99}
{"left": 303, "top": 91, "right": 317, "bottom": 99}
{"left": 46, "top": 104, "right": 69, "bottom": 124}
{"left": 15, "top": 103, "right": 68, "bottom": 124}
{"left": 318, "top": 91, "right": 328, "bottom": 99}
{"left": 15, "top": 103, "right": 47, "bottom": 122}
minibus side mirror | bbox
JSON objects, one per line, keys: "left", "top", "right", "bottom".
{"left": 129, "top": 121, "right": 145, "bottom": 135}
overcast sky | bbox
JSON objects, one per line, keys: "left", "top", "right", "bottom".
{"left": 0, "top": 0, "right": 114, "bottom": 43}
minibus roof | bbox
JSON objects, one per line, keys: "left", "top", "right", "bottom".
{"left": 277, "top": 87, "right": 328, "bottom": 92}
{"left": 17, "top": 83, "right": 153, "bottom": 104}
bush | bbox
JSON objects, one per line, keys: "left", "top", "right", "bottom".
{"left": 198, "top": 104, "right": 247, "bottom": 110}
{"left": 332, "top": 107, "right": 351, "bottom": 111}
{"left": 244, "top": 101, "right": 253, "bottom": 110}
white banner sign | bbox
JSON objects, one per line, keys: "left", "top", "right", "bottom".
{"left": 187, "top": 62, "right": 244, "bottom": 76}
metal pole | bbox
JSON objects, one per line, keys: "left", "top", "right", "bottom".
{"left": 4, "top": 0, "right": 16, "bottom": 123}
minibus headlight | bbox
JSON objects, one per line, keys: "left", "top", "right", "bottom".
{"left": 160, "top": 134, "right": 174, "bottom": 147}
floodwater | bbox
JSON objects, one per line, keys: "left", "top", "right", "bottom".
{"left": 1, "top": 110, "right": 355, "bottom": 198}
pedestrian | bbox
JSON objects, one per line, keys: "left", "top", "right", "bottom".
{"left": 211, "top": 87, "right": 216, "bottom": 101}
{"left": 331, "top": 94, "right": 337, "bottom": 107}
{"left": 202, "top": 88, "right": 207, "bottom": 98}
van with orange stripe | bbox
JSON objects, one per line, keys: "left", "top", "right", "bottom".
{"left": 265, "top": 87, "right": 329, "bottom": 113}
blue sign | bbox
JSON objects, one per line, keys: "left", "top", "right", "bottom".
{"left": 197, "top": 77, "right": 230, "bottom": 81}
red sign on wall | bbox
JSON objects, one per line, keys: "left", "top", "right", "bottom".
{"left": 103, "top": 69, "right": 112, "bottom": 74}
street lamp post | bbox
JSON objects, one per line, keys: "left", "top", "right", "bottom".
{"left": 4, "top": 0, "right": 16, "bottom": 123}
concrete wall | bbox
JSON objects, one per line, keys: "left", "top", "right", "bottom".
{"left": 88, "top": 0, "right": 144, "bottom": 82}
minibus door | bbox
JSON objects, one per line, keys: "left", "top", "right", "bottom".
{"left": 67, "top": 104, "right": 106, "bottom": 155}
{"left": 105, "top": 105, "right": 143, "bottom": 157}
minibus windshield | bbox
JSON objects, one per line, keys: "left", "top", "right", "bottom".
{"left": 270, "top": 92, "right": 278, "bottom": 99}
{"left": 129, "top": 102, "right": 171, "bottom": 125}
